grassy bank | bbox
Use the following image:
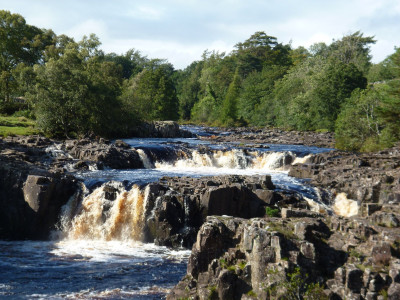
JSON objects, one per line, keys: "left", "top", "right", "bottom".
{"left": 0, "top": 116, "right": 39, "bottom": 137}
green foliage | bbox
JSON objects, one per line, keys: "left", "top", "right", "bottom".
{"left": 208, "top": 285, "right": 218, "bottom": 300}
{"left": 246, "top": 290, "right": 257, "bottom": 298}
{"left": 265, "top": 207, "right": 280, "bottom": 217}
{"left": 105, "top": 49, "right": 147, "bottom": 80}
{"left": 234, "top": 31, "right": 291, "bottom": 76}
{"left": 0, "top": 11, "right": 53, "bottom": 101}
{"left": 237, "top": 65, "right": 287, "bottom": 125}
{"left": 2, "top": 8, "right": 400, "bottom": 148}
{"left": 335, "top": 47, "right": 400, "bottom": 151}
{"left": 222, "top": 70, "right": 240, "bottom": 125}
{"left": 266, "top": 267, "right": 328, "bottom": 300}
{"left": 379, "top": 288, "right": 389, "bottom": 300}
{"left": 191, "top": 84, "right": 220, "bottom": 124}
{"left": 123, "top": 60, "right": 179, "bottom": 121}
{"left": 176, "top": 61, "right": 204, "bottom": 120}
{"left": 329, "top": 31, "right": 376, "bottom": 74}
{"left": 31, "top": 36, "right": 127, "bottom": 137}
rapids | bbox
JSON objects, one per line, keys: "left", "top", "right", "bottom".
{"left": 0, "top": 126, "right": 334, "bottom": 299}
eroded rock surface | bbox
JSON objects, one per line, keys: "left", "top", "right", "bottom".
{"left": 168, "top": 213, "right": 400, "bottom": 300}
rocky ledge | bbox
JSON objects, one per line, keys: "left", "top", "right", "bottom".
{"left": 168, "top": 212, "right": 400, "bottom": 300}
{"left": 166, "top": 145, "right": 400, "bottom": 300}
{"left": 138, "top": 174, "right": 311, "bottom": 248}
{"left": 200, "top": 127, "right": 334, "bottom": 149}
{"left": 0, "top": 136, "right": 79, "bottom": 239}
{"left": 289, "top": 146, "right": 400, "bottom": 215}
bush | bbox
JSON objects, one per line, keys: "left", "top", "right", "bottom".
{"left": 265, "top": 207, "right": 280, "bottom": 217}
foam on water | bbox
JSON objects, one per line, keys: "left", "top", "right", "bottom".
{"left": 332, "top": 193, "right": 359, "bottom": 217}
{"left": 0, "top": 240, "right": 189, "bottom": 299}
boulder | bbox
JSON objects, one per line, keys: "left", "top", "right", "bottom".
{"left": 65, "top": 139, "right": 144, "bottom": 169}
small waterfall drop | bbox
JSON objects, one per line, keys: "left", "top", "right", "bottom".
{"left": 137, "top": 149, "right": 154, "bottom": 169}
{"left": 155, "top": 149, "right": 297, "bottom": 171}
{"left": 332, "top": 193, "right": 359, "bottom": 217}
{"left": 59, "top": 182, "right": 147, "bottom": 241}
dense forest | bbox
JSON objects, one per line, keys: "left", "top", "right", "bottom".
{"left": 1, "top": 10, "right": 399, "bottom": 151}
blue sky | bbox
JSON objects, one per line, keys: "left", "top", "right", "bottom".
{"left": 1, "top": 0, "right": 399, "bottom": 69}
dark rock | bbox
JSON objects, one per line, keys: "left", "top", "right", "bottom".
{"left": 282, "top": 208, "right": 324, "bottom": 219}
{"left": 114, "top": 139, "right": 130, "bottom": 149}
{"left": 130, "top": 121, "right": 195, "bottom": 138}
{"left": 388, "top": 282, "right": 400, "bottom": 300}
{"left": 66, "top": 140, "right": 144, "bottom": 169}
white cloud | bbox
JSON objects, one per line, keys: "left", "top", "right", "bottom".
{"left": 125, "top": 5, "right": 165, "bottom": 20}
{"left": 64, "top": 19, "right": 109, "bottom": 41}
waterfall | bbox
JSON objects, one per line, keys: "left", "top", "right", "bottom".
{"left": 59, "top": 182, "right": 147, "bottom": 241}
{"left": 137, "top": 149, "right": 154, "bottom": 169}
{"left": 154, "top": 149, "right": 297, "bottom": 171}
{"left": 332, "top": 192, "right": 359, "bottom": 217}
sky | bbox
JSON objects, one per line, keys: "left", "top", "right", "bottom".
{"left": 1, "top": 0, "right": 399, "bottom": 69}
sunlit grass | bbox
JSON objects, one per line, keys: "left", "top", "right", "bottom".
{"left": 0, "top": 116, "right": 38, "bottom": 137}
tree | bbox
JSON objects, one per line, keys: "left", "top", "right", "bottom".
{"left": 0, "top": 10, "right": 52, "bottom": 101}
{"left": 105, "top": 49, "right": 147, "bottom": 80}
{"left": 191, "top": 84, "right": 219, "bottom": 123}
{"left": 237, "top": 65, "right": 287, "bottom": 125}
{"left": 222, "top": 69, "right": 240, "bottom": 125}
{"left": 377, "top": 47, "right": 400, "bottom": 143}
{"left": 329, "top": 31, "right": 376, "bottom": 74}
{"left": 123, "top": 61, "right": 179, "bottom": 121}
{"left": 234, "top": 31, "right": 291, "bottom": 76}
{"left": 335, "top": 88, "right": 383, "bottom": 151}
{"left": 32, "top": 45, "right": 89, "bottom": 136}
{"left": 311, "top": 59, "right": 367, "bottom": 130}
{"left": 31, "top": 36, "right": 125, "bottom": 137}
{"left": 176, "top": 61, "right": 203, "bottom": 120}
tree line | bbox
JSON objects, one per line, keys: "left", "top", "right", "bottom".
{"left": 1, "top": 10, "right": 399, "bottom": 151}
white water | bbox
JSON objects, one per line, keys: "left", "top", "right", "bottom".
{"left": 332, "top": 193, "right": 359, "bottom": 217}
{"left": 59, "top": 182, "right": 148, "bottom": 242}
{"left": 153, "top": 149, "right": 296, "bottom": 171}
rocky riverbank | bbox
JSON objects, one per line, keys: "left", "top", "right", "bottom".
{"left": 1, "top": 126, "right": 400, "bottom": 299}
{"left": 200, "top": 127, "right": 335, "bottom": 149}
{"left": 167, "top": 143, "right": 400, "bottom": 300}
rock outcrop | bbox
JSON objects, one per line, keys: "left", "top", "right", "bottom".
{"left": 289, "top": 147, "right": 400, "bottom": 218}
{"left": 61, "top": 138, "right": 144, "bottom": 169}
{"left": 200, "top": 127, "right": 334, "bottom": 148}
{"left": 142, "top": 175, "right": 309, "bottom": 248}
{"left": 130, "top": 121, "right": 195, "bottom": 138}
{"left": 0, "top": 137, "right": 79, "bottom": 239}
{"left": 168, "top": 212, "right": 400, "bottom": 300}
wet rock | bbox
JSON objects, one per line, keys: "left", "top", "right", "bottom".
{"left": 65, "top": 139, "right": 144, "bottom": 169}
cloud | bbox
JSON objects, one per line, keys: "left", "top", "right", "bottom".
{"left": 64, "top": 19, "right": 109, "bottom": 42}
{"left": 125, "top": 5, "right": 165, "bottom": 21}
{"left": 1, "top": 0, "right": 399, "bottom": 68}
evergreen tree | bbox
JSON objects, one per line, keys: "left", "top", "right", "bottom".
{"left": 222, "top": 70, "right": 240, "bottom": 125}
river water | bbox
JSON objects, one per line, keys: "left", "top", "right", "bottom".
{"left": 0, "top": 127, "right": 332, "bottom": 299}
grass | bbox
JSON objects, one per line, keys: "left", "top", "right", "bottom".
{"left": 0, "top": 116, "right": 39, "bottom": 137}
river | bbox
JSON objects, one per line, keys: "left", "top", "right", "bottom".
{"left": 0, "top": 126, "right": 332, "bottom": 299}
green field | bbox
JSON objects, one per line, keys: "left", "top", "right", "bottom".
{"left": 0, "top": 116, "right": 39, "bottom": 137}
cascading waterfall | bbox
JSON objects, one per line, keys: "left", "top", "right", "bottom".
{"left": 59, "top": 182, "right": 147, "bottom": 241}
{"left": 137, "top": 149, "right": 154, "bottom": 169}
{"left": 151, "top": 149, "right": 298, "bottom": 171}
